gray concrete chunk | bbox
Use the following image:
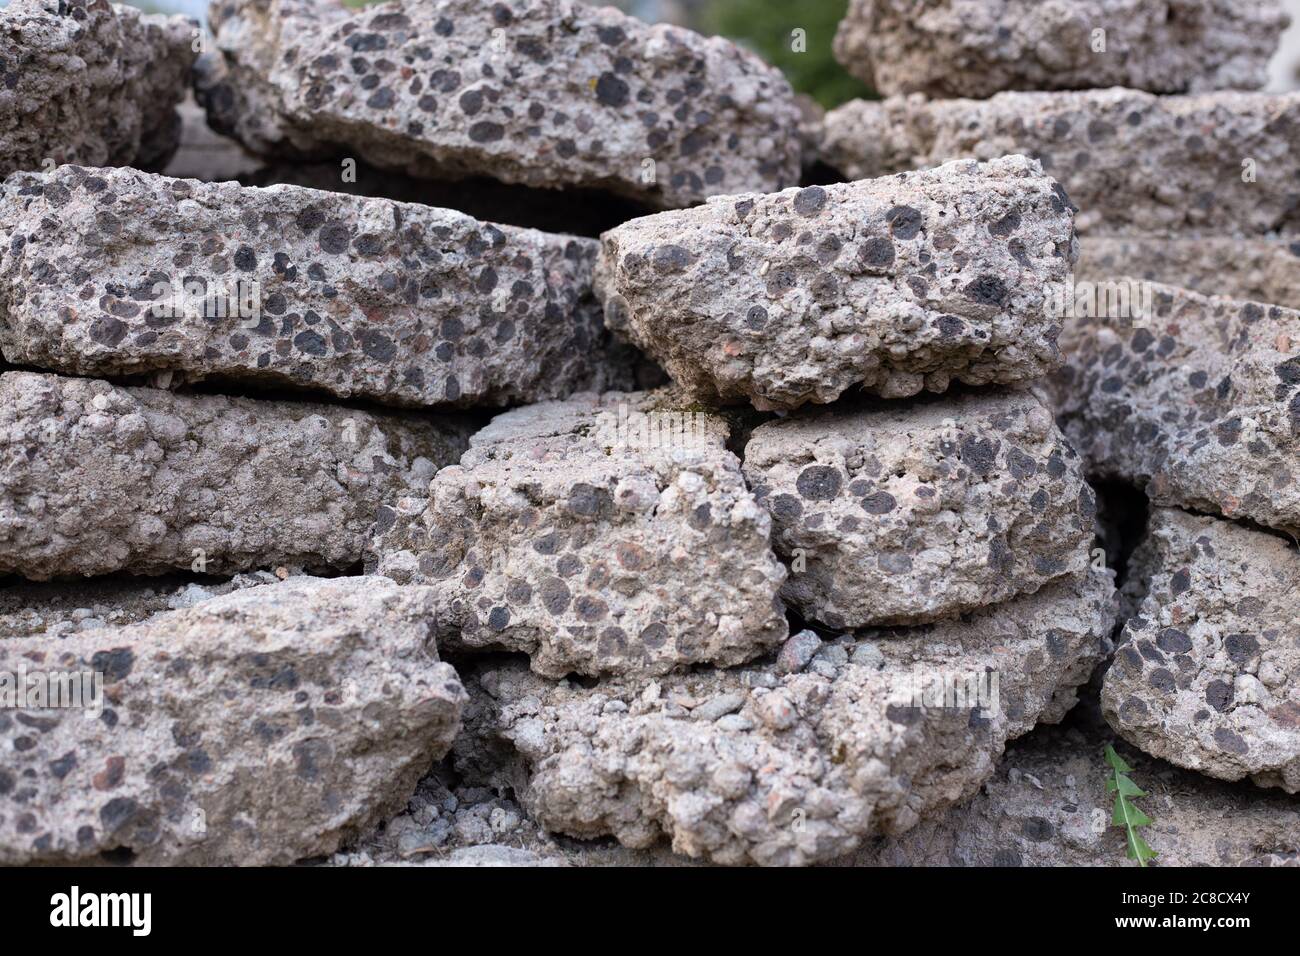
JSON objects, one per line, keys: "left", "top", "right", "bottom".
{"left": 0, "top": 371, "right": 472, "bottom": 579}
{"left": 822, "top": 90, "right": 1300, "bottom": 236}
{"left": 0, "top": 0, "right": 196, "bottom": 177}
{"left": 744, "top": 390, "right": 1095, "bottom": 629}
{"left": 1102, "top": 508, "right": 1300, "bottom": 793}
{"left": 595, "top": 155, "right": 1075, "bottom": 410}
{"left": 1048, "top": 281, "right": 1300, "bottom": 539}
{"left": 342, "top": 687, "right": 1300, "bottom": 867}
{"left": 0, "top": 576, "right": 466, "bottom": 864}
{"left": 371, "top": 390, "right": 789, "bottom": 678}
{"left": 457, "top": 569, "right": 1115, "bottom": 865}
{"left": 833, "top": 0, "right": 1289, "bottom": 99}
{"left": 1078, "top": 235, "right": 1300, "bottom": 311}
{"left": 194, "top": 0, "right": 802, "bottom": 210}
{"left": 0, "top": 165, "right": 638, "bottom": 409}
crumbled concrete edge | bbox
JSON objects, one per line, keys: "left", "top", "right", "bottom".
{"left": 0, "top": 0, "right": 196, "bottom": 176}
{"left": 0, "top": 576, "right": 466, "bottom": 864}
{"left": 1102, "top": 507, "right": 1300, "bottom": 792}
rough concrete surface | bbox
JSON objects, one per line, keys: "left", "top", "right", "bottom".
{"left": 0, "top": 371, "right": 472, "bottom": 579}
{"left": 1049, "top": 280, "right": 1300, "bottom": 538}
{"left": 1079, "top": 235, "right": 1300, "bottom": 311}
{"left": 743, "top": 389, "right": 1095, "bottom": 629}
{"left": 8, "top": 0, "right": 1298, "bottom": 874}
{"left": 833, "top": 0, "right": 1290, "bottom": 98}
{"left": 0, "top": 165, "right": 637, "bottom": 409}
{"left": 334, "top": 690, "right": 1300, "bottom": 867}
{"left": 0, "top": 0, "right": 196, "bottom": 178}
{"left": 452, "top": 569, "right": 1115, "bottom": 865}
{"left": 0, "top": 576, "right": 466, "bottom": 864}
{"left": 596, "top": 155, "right": 1075, "bottom": 410}
{"left": 1102, "top": 507, "right": 1300, "bottom": 792}
{"left": 371, "top": 389, "right": 789, "bottom": 677}
{"left": 822, "top": 89, "right": 1300, "bottom": 235}
{"left": 194, "top": 0, "right": 802, "bottom": 209}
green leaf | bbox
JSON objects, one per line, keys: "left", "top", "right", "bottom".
{"left": 1105, "top": 742, "right": 1156, "bottom": 867}
{"left": 1104, "top": 744, "right": 1132, "bottom": 774}
{"left": 1115, "top": 774, "right": 1148, "bottom": 798}
{"left": 1105, "top": 771, "right": 1145, "bottom": 795}
{"left": 1113, "top": 794, "right": 1153, "bottom": 827}
{"left": 1126, "top": 832, "right": 1158, "bottom": 863}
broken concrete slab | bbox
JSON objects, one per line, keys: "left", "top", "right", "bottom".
{"left": 595, "top": 155, "right": 1075, "bottom": 410}
{"left": 194, "top": 0, "right": 802, "bottom": 210}
{"left": 0, "top": 165, "right": 639, "bottom": 409}
{"left": 371, "top": 389, "right": 788, "bottom": 677}
{"left": 1102, "top": 507, "right": 1300, "bottom": 793}
{"left": 1078, "top": 235, "right": 1300, "bottom": 311}
{"left": 0, "top": 0, "right": 196, "bottom": 177}
{"left": 454, "top": 569, "right": 1115, "bottom": 865}
{"left": 0, "top": 371, "right": 472, "bottom": 580}
{"left": 1048, "top": 280, "right": 1300, "bottom": 538}
{"left": 340, "top": 689, "right": 1300, "bottom": 867}
{"left": 833, "top": 0, "right": 1290, "bottom": 99}
{"left": 856, "top": 703, "right": 1300, "bottom": 866}
{"left": 0, "top": 575, "right": 466, "bottom": 864}
{"left": 743, "top": 390, "right": 1095, "bottom": 629}
{"left": 822, "top": 90, "right": 1300, "bottom": 235}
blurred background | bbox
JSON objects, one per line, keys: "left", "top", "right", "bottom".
{"left": 4, "top": 0, "right": 1298, "bottom": 103}
{"left": 1276, "top": 0, "right": 1300, "bottom": 87}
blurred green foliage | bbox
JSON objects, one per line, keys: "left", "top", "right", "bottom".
{"left": 698, "top": 0, "right": 875, "bottom": 108}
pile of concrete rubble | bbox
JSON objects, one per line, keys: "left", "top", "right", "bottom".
{"left": 0, "top": 0, "right": 1295, "bottom": 867}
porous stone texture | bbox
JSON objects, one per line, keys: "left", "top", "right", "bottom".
{"left": 194, "top": 0, "right": 802, "bottom": 210}
{"left": 0, "top": 0, "right": 196, "bottom": 177}
{"left": 0, "top": 371, "right": 472, "bottom": 579}
{"left": 595, "top": 155, "right": 1075, "bottom": 410}
{"left": 743, "top": 390, "right": 1095, "bottom": 629}
{"left": 1078, "top": 235, "right": 1300, "bottom": 311}
{"left": 371, "top": 390, "right": 789, "bottom": 677}
{"left": 0, "top": 165, "right": 637, "bottom": 409}
{"left": 1102, "top": 508, "right": 1300, "bottom": 792}
{"left": 821, "top": 90, "right": 1300, "bottom": 235}
{"left": 833, "top": 0, "right": 1290, "bottom": 99}
{"left": 856, "top": 704, "right": 1300, "bottom": 867}
{"left": 453, "top": 569, "right": 1114, "bottom": 865}
{"left": 338, "top": 689, "right": 1300, "bottom": 867}
{"left": 0, "top": 569, "right": 290, "bottom": 639}
{"left": 1048, "top": 280, "right": 1300, "bottom": 538}
{"left": 0, "top": 576, "right": 466, "bottom": 865}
